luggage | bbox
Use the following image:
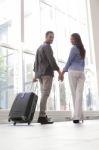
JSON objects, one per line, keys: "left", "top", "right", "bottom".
{"left": 8, "top": 87, "right": 38, "bottom": 125}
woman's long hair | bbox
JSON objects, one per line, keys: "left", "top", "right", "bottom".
{"left": 71, "top": 33, "right": 86, "bottom": 59}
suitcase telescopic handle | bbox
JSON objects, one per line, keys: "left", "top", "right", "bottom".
{"left": 30, "top": 82, "right": 38, "bottom": 93}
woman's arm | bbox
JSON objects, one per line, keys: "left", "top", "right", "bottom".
{"left": 63, "top": 47, "right": 77, "bottom": 73}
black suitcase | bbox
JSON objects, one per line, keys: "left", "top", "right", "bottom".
{"left": 8, "top": 92, "right": 38, "bottom": 125}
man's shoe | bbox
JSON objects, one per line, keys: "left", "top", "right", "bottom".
{"left": 73, "top": 120, "right": 80, "bottom": 124}
{"left": 38, "top": 116, "right": 54, "bottom": 124}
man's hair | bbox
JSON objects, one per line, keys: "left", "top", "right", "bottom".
{"left": 45, "top": 31, "right": 54, "bottom": 37}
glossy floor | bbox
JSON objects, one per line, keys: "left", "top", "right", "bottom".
{"left": 0, "top": 120, "right": 99, "bottom": 150}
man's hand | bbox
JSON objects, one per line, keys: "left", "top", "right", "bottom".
{"left": 32, "top": 77, "right": 38, "bottom": 83}
{"left": 61, "top": 72, "right": 64, "bottom": 81}
{"left": 58, "top": 70, "right": 62, "bottom": 81}
{"left": 58, "top": 70, "right": 65, "bottom": 81}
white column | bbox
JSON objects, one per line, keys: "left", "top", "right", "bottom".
{"left": 86, "top": 0, "right": 99, "bottom": 95}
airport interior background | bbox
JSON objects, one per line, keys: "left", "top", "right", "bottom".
{"left": 1, "top": 0, "right": 99, "bottom": 150}
{"left": 0, "top": 0, "right": 99, "bottom": 123}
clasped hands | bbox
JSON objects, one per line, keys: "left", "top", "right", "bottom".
{"left": 32, "top": 70, "right": 64, "bottom": 83}
{"left": 58, "top": 70, "right": 64, "bottom": 82}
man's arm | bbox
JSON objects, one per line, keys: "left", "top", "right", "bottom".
{"left": 44, "top": 44, "right": 59, "bottom": 71}
{"left": 44, "top": 45, "right": 62, "bottom": 80}
{"left": 33, "top": 53, "right": 38, "bottom": 82}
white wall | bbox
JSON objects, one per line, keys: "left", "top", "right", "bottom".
{"left": 87, "top": 0, "right": 99, "bottom": 94}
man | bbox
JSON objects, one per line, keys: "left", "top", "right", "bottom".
{"left": 33, "top": 31, "right": 61, "bottom": 124}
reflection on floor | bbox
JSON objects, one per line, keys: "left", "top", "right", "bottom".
{"left": 0, "top": 120, "right": 99, "bottom": 150}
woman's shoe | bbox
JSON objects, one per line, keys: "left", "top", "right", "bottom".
{"left": 73, "top": 120, "right": 80, "bottom": 124}
{"left": 73, "top": 120, "right": 84, "bottom": 124}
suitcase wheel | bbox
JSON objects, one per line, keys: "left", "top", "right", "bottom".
{"left": 8, "top": 118, "right": 11, "bottom": 122}
{"left": 28, "top": 122, "right": 31, "bottom": 125}
{"left": 13, "top": 122, "right": 16, "bottom": 126}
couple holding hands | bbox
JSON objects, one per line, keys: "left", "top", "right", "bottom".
{"left": 33, "top": 31, "right": 86, "bottom": 124}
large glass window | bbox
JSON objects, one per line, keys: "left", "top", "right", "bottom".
{"left": 0, "top": 0, "right": 21, "bottom": 44}
{"left": 0, "top": 47, "right": 18, "bottom": 109}
{"left": 24, "top": 0, "right": 40, "bottom": 52}
{"left": 0, "top": 0, "right": 98, "bottom": 113}
{"left": 23, "top": 52, "right": 35, "bottom": 91}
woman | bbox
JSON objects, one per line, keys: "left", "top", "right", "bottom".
{"left": 62, "top": 33, "right": 86, "bottom": 124}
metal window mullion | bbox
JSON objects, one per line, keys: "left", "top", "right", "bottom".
{"left": 21, "top": 0, "right": 24, "bottom": 42}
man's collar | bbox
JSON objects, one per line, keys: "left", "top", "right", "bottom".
{"left": 44, "top": 41, "right": 50, "bottom": 45}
